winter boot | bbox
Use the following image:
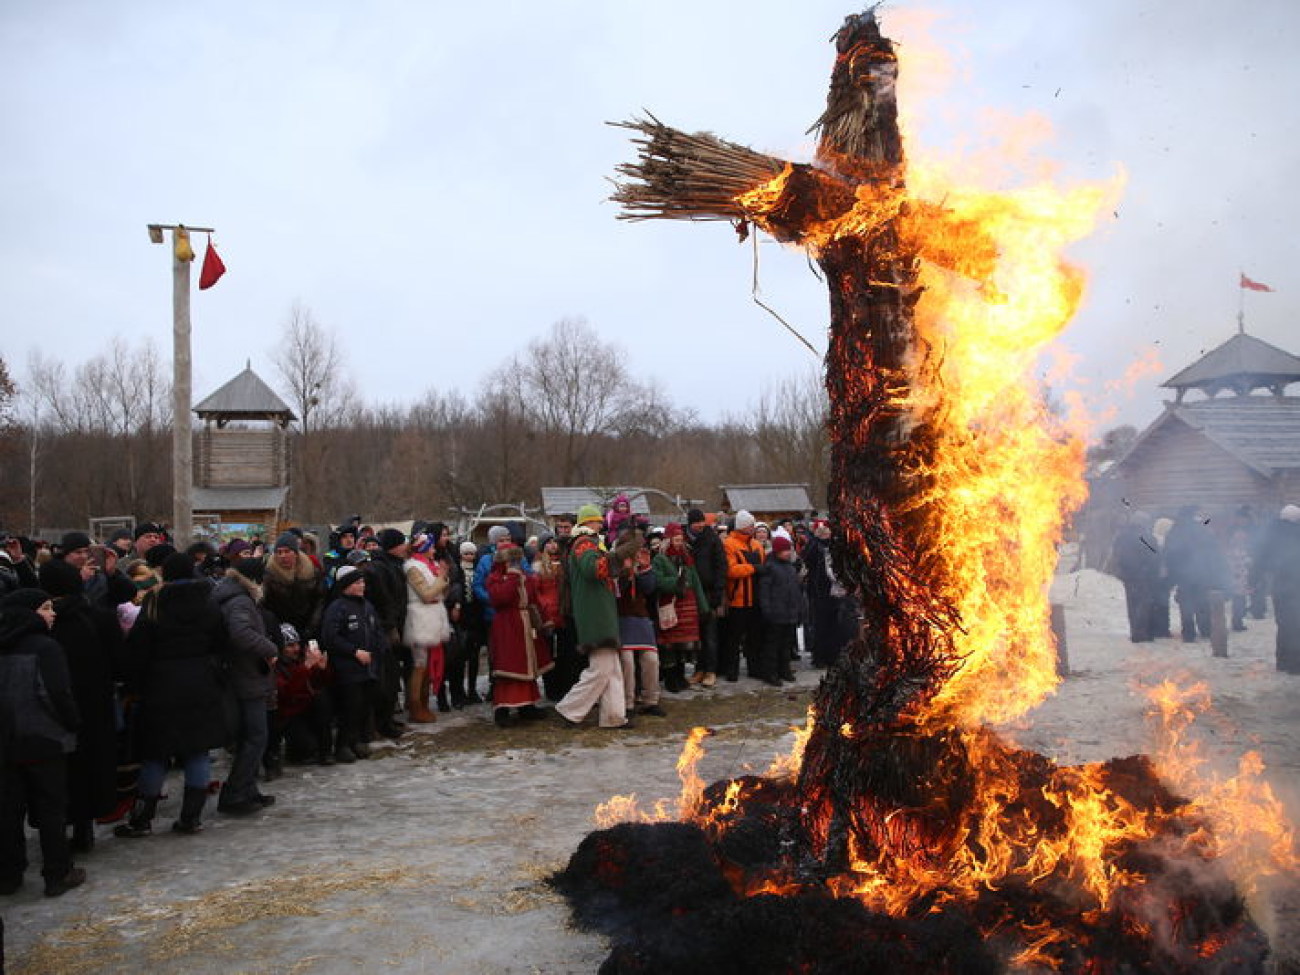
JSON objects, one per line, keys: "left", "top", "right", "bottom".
{"left": 465, "top": 648, "right": 484, "bottom": 704}
{"left": 263, "top": 744, "right": 284, "bottom": 782}
{"left": 112, "top": 796, "right": 159, "bottom": 839}
{"left": 70, "top": 819, "right": 95, "bottom": 854}
{"left": 172, "top": 787, "right": 209, "bottom": 835}
{"left": 436, "top": 683, "right": 451, "bottom": 713}
{"left": 406, "top": 667, "right": 437, "bottom": 723}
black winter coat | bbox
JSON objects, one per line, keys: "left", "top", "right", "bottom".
{"left": 50, "top": 594, "right": 121, "bottom": 818}
{"left": 125, "top": 580, "right": 228, "bottom": 759}
{"left": 320, "top": 594, "right": 386, "bottom": 685}
{"left": 0, "top": 609, "right": 79, "bottom": 762}
{"left": 687, "top": 526, "right": 727, "bottom": 610}
{"left": 213, "top": 573, "right": 279, "bottom": 703}
{"left": 759, "top": 558, "right": 806, "bottom": 625}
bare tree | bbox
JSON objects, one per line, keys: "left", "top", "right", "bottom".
{"left": 500, "top": 317, "right": 657, "bottom": 484}
{"left": 273, "top": 301, "right": 356, "bottom": 434}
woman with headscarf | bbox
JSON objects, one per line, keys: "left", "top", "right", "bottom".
{"left": 38, "top": 559, "right": 122, "bottom": 853}
{"left": 485, "top": 543, "right": 553, "bottom": 727}
{"left": 0, "top": 588, "right": 84, "bottom": 896}
{"left": 652, "top": 523, "right": 711, "bottom": 693}
{"left": 115, "top": 552, "right": 227, "bottom": 837}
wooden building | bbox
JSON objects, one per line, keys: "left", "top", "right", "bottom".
{"left": 191, "top": 364, "right": 295, "bottom": 538}
{"left": 718, "top": 483, "right": 814, "bottom": 524}
{"left": 1108, "top": 331, "right": 1300, "bottom": 522}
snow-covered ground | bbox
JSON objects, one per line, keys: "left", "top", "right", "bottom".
{"left": 4, "top": 566, "right": 1298, "bottom": 974}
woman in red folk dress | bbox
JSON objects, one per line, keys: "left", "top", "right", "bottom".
{"left": 485, "top": 543, "right": 553, "bottom": 728}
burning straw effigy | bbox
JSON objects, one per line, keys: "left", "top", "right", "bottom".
{"left": 551, "top": 8, "right": 1293, "bottom": 974}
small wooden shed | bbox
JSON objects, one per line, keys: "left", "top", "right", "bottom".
{"left": 191, "top": 363, "right": 295, "bottom": 537}
{"left": 1109, "top": 331, "right": 1300, "bottom": 521}
{"left": 718, "top": 483, "right": 814, "bottom": 524}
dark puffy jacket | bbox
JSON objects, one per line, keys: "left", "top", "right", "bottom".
{"left": 213, "top": 572, "right": 279, "bottom": 703}
{"left": 759, "top": 558, "right": 806, "bottom": 625}
{"left": 0, "top": 609, "right": 79, "bottom": 761}
{"left": 123, "top": 579, "right": 228, "bottom": 758}
{"left": 320, "top": 594, "right": 387, "bottom": 685}
{"left": 686, "top": 525, "right": 726, "bottom": 610}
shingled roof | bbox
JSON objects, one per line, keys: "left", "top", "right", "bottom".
{"left": 540, "top": 487, "right": 652, "bottom": 517}
{"left": 1118, "top": 396, "right": 1300, "bottom": 478}
{"left": 720, "top": 483, "right": 812, "bottom": 514}
{"left": 193, "top": 364, "right": 295, "bottom": 422}
{"left": 1162, "top": 332, "right": 1300, "bottom": 400}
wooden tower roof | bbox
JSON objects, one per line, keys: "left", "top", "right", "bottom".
{"left": 193, "top": 363, "right": 295, "bottom": 427}
{"left": 1162, "top": 332, "right": 1300, "bottom": 402}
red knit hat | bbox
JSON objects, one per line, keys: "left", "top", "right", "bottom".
{"left": 772, "top": 535, "right": 793, "bottom": 554}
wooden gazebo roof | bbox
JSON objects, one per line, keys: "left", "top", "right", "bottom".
{"left": 1162, "top": 332, "right": 1300, "bottom": 402}
{"left": 193, "top": 363, "right": 295, "bottom": 428}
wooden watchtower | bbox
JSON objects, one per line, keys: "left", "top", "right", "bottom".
{"left": 191, "top": 362, "right": 296, "bottom": 538}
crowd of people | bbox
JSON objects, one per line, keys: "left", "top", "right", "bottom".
{"left": 1109, "top": 502, "right": 1300, "bottom": 672}
{"left": 0, "top": 500, "right": 859, "bottom": 898}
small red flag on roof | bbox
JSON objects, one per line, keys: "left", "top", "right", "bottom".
{"left": 1239, "top": 272, "right": 1274, "bottom": 293}
{"left": 199, "top": 236, "right": 227, "bottom": 290}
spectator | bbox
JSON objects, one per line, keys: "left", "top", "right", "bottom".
{"left": 652, "top": 523, "right": 711, "bottom": 693}
{"left": 270, "top": 623, "right": 334, "bottom": 766}
{"left": 684, "top": 509, "right": 726, "bottom": 689}
{"left": 132, "top": 522, "right": 165, "bottom": 561}
{"left": 402, "top": 530, "right": 450, "bottom": 723}
{"left": 38, "top": 560, "right": 122, "bottom": 853}
{"left": 263, "top": 532, "right": 324, "bottom": 640}
{"left": 804, "top": 519, "right": 851, "bottom": 667}
{"left": 365, "top": 529, "right": 411, "bottom": 740}
{"left": 722, "top": 510, "right": 766, "bottom": 682}
{"left": 320, "top": 566, "right": 385, "bottom": 762}
{"left": 757, "top": 535, "right": 802, "bottom": 685}
{"left": 116, "top": 553, "right": 226, "bottom": 838}
{"left": 213, "top": 557, "right": 280, "bottom": 816}
{"left": 1163, "top": 506, "right": 1228, "bottom": 644}
{"left": 453, "top": 541, "right": 485, "bottom": 705}
{"left": 0, "top": 588, "right": 84, "bottom": 896}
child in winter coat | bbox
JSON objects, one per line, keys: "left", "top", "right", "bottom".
{"left": 758, "top": 536, "right": 804, "bottom": 685}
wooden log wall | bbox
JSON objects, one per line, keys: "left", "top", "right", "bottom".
{"left": 197, "top": 427, "right": 288, "bottom": 488}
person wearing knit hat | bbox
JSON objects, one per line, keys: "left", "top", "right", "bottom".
{"left": 682, "top": 507, "right": 726, "bottom": 688}
{"left": 720, "top": 508, "right": 766, "bottom": 683}
{"left": 132, "top": 523, "right": 165, "bottom": 560}
{"left": 273, "top": 532, "right": 301, "bottom": 553}
{"left": 376, "top": 528, "right": 407, "bottom": 551}
{"left": 0, "top": 585, "right": 86, "bottom": 896}
{"left": 758, "top": 534, "right": 801, "bottom": 686}
{"left": 320, "top": 562, "right": 387, "bottom": 761}
{"left": 107, "top": 528, "right": 134, "bottom": 558}
{"left": 264, "top": 529, "right": 323, "bottom": 651}
{"left": 144, "top": 543, "right": 178, "bottom": 570}
{"left": 1250, "top": 504, "right": 1300, "bottom": 674}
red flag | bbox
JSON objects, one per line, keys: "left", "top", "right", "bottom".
{"left": 199, "top": 237, "right": 227, "bottom": 290}
{"left": 1239, "top": 272, "right": 1274, "bottom": 293}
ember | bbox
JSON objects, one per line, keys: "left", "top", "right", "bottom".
{"left": 553, "top": 8, "right": 1293, "bottom": 973}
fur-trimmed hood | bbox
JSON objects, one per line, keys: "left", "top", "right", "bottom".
{"left": 264, "top": 550, "right": 317, "bottom": 586}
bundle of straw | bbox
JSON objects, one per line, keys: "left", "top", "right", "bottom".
{"left": 608, "top": 116, "right": 787, "bottom": 222}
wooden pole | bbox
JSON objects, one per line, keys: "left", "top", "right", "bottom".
{"left": 172, "top": 230, "right": 193, "bottom": 545}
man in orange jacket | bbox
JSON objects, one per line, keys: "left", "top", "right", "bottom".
{"left": 721, "top": 510, "right": 768, "bottom": 683}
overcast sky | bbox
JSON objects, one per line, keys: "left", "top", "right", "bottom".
{"left": 2, "top": 1, "right": 1296, "bottom": 436}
